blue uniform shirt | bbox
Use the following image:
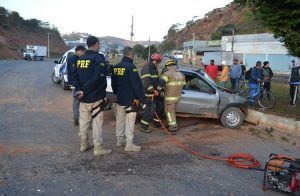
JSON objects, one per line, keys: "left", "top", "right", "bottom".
{"left": 74, "top": 50, "right": 107, "bottom": 103}
{"left": 66, "top": 54, "right": 78, "bottom": 86}
{"left": 112, "top": 56, "right": 145, "bottom": 106}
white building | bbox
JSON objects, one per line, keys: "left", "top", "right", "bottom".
{"left": 222, "top": 33, "right": 294, "bottom": 73}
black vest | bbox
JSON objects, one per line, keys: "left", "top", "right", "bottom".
{"left": 291, "top": 66, "right": 300, "bottom": 82}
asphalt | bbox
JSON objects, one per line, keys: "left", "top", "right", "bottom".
{"left": 0, "top": 59, "right": 299, "bottom": 196}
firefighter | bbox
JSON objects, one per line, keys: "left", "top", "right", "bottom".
{"left": 158, "top": 59, "right": 185, "bottom": 135}
{"left": 111, "top": 46, "right": 146, "bottom": 152}
{"left": 139, "top": 53, "right": 163, "bottom": 133}
{"left": 73, "top": 36, "right": 111, "bottom": 156}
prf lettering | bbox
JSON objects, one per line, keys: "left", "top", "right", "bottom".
{"left": 113, "top": 68, "right": 125, "bottom": 76}
{"left": 77, "top": 60, "right": 90, "bottom": 68}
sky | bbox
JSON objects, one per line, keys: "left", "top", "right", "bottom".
{"left": 0, "top": 0, "right": 233, "bottom": 41}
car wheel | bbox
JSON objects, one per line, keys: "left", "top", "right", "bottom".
{"left": 61, "top": 77, "right": 68, "bottom": 90}
{"left": 220, "top": 107, "right": 244, "bottom": 129}
{"left": 51, "top": 71, "right": 60, "bottom": 84}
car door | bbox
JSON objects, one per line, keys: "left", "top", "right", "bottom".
{"left": 62, "top": 52, "right": 75, "bottom": 83}
{"left": 54, "top": 55, "right": 66, "bottom": 78}
{"left": 176, "top": 71, "right": 219, "bottom": 117}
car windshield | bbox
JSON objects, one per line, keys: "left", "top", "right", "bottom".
{"left": 198, "top": 69, "right": 216, "bottom": 85}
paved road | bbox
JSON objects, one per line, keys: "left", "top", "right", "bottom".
{"left": 0, "top": 60, "right": 299, "bottom": 195}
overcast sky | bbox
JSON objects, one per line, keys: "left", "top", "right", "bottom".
{"left": 0, "top": 0, "right": 232, "bottom": 41}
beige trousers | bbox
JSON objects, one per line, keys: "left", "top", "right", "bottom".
{"left": 165, "top": 102, "right": 177, "bottom": 128}
{"left": 79, "top": 100, "right": 104, "bottom": 147}
{"left": 115, "top": 104, "right": 136, "bottom": 141}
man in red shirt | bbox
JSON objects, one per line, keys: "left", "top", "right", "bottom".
{"left": 205, "top": 59, "right": 218, "bottom": 81}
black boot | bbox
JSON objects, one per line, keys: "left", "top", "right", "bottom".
{"left": 139, "top": 124, "right": 151, "bottom": 133}
{"left": 73, "top": 119, "right": 79, "bottom": 126}
{"left": 168, "top": 125, "right": 177, "bottom": 135}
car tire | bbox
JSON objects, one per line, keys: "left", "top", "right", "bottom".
{"left": 220, "top": 107, "right": 244, "bottom": 129}
{"left": 51, "top": 71, "right": 60, "bottom": 84}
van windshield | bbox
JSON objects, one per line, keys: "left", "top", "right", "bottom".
{"left": 24, "top": 49, "right": 34, "bottom": 53}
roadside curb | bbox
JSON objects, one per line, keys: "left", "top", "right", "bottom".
{"left": 245, "top": 109, "right": 300, "bottom": 134}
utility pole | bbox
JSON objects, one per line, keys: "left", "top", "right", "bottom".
{"left": 148, "top": 36, "right": 151, "bottom": 62}
{"left": 188, "top": 33, "right": 195, "bottom": 67}
{"left": 130, "top": 15, "right": 134, "bottom": 47}
{"left": 47, "top": 32, "right": 51, "bottom": 58}
{"left": 231, "top": 28, "right": 235, "bottom": 52}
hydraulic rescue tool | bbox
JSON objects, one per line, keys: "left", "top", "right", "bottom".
{"left": 262, "top": 154, "right": 300, "bottom": 194}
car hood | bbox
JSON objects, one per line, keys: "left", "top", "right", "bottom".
{"left": 218, "top": 89, "right": 248, "bottom": 114}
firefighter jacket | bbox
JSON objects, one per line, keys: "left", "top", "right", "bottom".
{"left": 140, "top": 62, "right": 159, "bottom": 98}
{"left": 159, "top": 66, "right": 186, "bottom": 103}
{"left": 111, "top": 56, "right": 146, "bottom": 106}
{"left": 73, "top": 50, "right": 107, "bottom": 103}
{"left": 66, "top": 54, "right": 78, "bottom": 86}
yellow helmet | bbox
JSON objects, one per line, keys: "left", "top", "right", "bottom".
{"left": 165, "top": 59, "right": 176, "bottom": 67}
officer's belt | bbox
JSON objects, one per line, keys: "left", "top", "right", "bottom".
{"left": 91, "top": 99, "right": 105, "bottom": 119}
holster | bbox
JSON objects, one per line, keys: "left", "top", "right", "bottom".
{"left": 91, "top": 97, "right": 109, "bottom": 119}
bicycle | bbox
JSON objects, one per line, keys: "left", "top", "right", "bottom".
{"left": 239, "top": 81, "right": 276, "bottom": 109}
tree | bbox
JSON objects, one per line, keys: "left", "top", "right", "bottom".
{"left": 142, "top": 45, "right": 157, "bottom": 60}
{"left": 25, "top": 18, "right": 40, "bottom": 30}
{"left": 235, "top": 0, "right": 300, "bottom": 57}
{"left": 211, "top": 24, "right": 235, "bottom": 40}
{"left": 159, "top": 40, "right": 176, "bottom": 53}
{"left": 133, "top": 44, "right": 145, "bottom": 58}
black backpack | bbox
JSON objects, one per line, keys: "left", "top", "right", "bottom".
{"left": 245, "top": 68, "right": 252, "bottom": 80}
{"left": 290, "top": 66, "right": 300, "bottom": 82}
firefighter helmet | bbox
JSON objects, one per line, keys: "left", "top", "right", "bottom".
{"left": 165, "top": 59, "right": 177, "bottom": 67}
{"left": 151, "top": 53, "right": 162, "bottom": 62}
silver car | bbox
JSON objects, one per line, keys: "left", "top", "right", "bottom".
{"left": 106, "top": 69, "right": 248, "bottom": 129}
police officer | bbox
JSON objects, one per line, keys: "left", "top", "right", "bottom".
{"left": 111, "top": 46, "right": 146, "bottom": 152}
{"left": 66, "top": 45, "right": 86, "bottom": 126}
{"left": 159, "top": 59, "right": 185, "bottom": 135}
{"left": 139, "top": 53, "right": 163, "bottom": 133}
{"left": 73, "top": 36, "right": 111, "bottom": 156}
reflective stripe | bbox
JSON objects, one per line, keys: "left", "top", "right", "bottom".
{"left": 161, "top": 75, "right": 169, "bottom": 82}
{"left": 147, "top": 86, "right": 154, "bottom": 91}
{"left": 151, "top": 75, "right": 159, "bottom": 78}
{"left": 133, "top": 68, "right": 138, "bottom": 72}
{"left": 141, "top": 120, "right": 149, "bottom": 125}
{"left": 157, "top": 86, "right": 162, "bottom": 91}
{"left": 169, "top": 121, "right": 177, "bottom": 126}
{"left": 165, "top": 97, "right": 180, "bottom": 101}
{"left": 167, "top": 112, "right": 172, "bottom": 123}
{"left": 145, "top": 94, "right": 153, "bottom": 97}
{"left": 141, "top": 74, "right": 151, "bottom": 79}
{"left": 153, "top": 118, "right": 160, "bottom": 122}
{"left": 167, "top": 81, "right": 186, "bottom": 86}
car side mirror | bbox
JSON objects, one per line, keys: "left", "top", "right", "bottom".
{"left": 54, "top": 60, "right": 59, "bottom": 64}
{"left": 210, "top": 89, "right": 216, "bottom": 94}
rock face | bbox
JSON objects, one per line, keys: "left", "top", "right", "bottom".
{"left": 164, "top": 3, "right": 269, "bottom": 47}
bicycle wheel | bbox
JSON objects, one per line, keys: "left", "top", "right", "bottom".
{"left": 258, "top": 92, "right": 275, "bottom": 108}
